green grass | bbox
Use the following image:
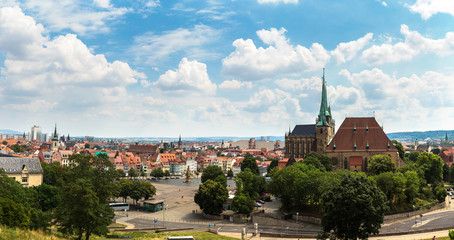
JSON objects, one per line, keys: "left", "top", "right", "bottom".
{"left": 0, "top": 226, "right": 67, "bottom": 240}
{"left": 94, "top": 231, "right": 240, "bottom": 240}
{"left": 0, "top": 226, "right": 239, "bottom": 240}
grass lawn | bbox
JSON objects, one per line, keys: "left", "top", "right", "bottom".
{"left": 94, "top": 231, "right": 240, "bottom": 240}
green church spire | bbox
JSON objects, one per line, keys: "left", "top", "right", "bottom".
{"left": 317, "top": 68, "right": 331, "bottom": 126}
{"left": 52, "top": 123, "right": 58, "bottom": 141}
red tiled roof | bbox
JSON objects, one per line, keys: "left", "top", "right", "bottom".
{"left": 326, "top": 117, "right": 396, "bottom": 152}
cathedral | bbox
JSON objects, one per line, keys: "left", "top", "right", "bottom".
{"left": 284, "top": 69, "right": 403, "bottom": 171}
{"left": 284, "top": 69, "right": 335, "bottom": 158}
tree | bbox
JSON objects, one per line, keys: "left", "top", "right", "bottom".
{"left": 267, "top": 158, "right": 280, "bottom": 173}
{"left": 116, "top": 169, "right": 126, "bottom": 179}
{"left": 151, "top": 168, "right": 164, "bottom": 178}
{"left": 164, "top": 170, "right": 171, "bottom": 176}
{"left": 443, "top": 163, "right": 450, "bottom": 182}
{"left": 41, "top": 162, "right": 65, "bottom": 186}
{"left": 231, "top": 192, "right": 255, "bottom": 214}
{"left": 408, "top": 152, "right": 420, "bottom": 163}
{"left": 305, "top": 152, "right": 333, "bottom": 171}
{"left": 1, "top": 140, "right": 7, "bottom": 145}
{"left": 140, "top": 170, "right": 147, "bottom": 178}
{"left": 11, "top": 143, "right": 23, "bottom": 153}
{"left": 129, "top": 180, "right": 156, "bottom": 204}
{"left": 321, "top": 173, "right": 388, "bottom": 240}
{"left": 84, "top": 143, "right": 90, "bottom": 149}
{"left": 241, "top": 156, "right": 260, "bottom": 175}
{"left": 201, "top": 165, "right": 227, "bottom": 187}
{"left": 0, "top": 197, "right": 30, "bottom": 228}
{"left": 301, "top": 156, "right": 325, "bottom": 171}
{"left": 128, "top": 168, "right": 138, "bottom": 178}
{"left": 118, "top": 179, "right": 132, "bottom": 202}
{"left": 227, "top": 169, "right": 234, "bottom": 178}
{"left": 55, "top": 153, "right": 117, "bottom": 240}
{"left": 33, "top": 183, "right": 61, "bottom": 212}
{"left": 392, "top": 140, "right": 405, "bottom": 160}
{"left": 235, "top": 168, "right": 265, "bottom": 200}
{"left": 194, "top": 179, "right": 228, "bottom": 215}
{"left": 368, "top": 155, "right": 396, "bottom": 175}
{"left": 431, "top": 148, "right": 441, "bottom": 155}
{"left": 416, "top": 152, "right": 443, "bottom": 184}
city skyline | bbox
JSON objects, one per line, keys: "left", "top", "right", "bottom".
{"left": 0, "top": 0, "right": 453, "bottom": 137}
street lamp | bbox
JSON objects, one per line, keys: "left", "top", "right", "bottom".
{"left": 296, "top": 212, "right": 299, "bottom": 235}
{"left": 163, "top": 202, "right": 168, "bottom": 228}
{"left": 413, "top": 205, "right": 417, "bottom": 225}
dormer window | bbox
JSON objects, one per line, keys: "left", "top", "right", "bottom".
{"left": 353, "top": 124, "right": 356, "bottom": 133}
{"left": 366, "top": 125, "right": 369, "bottom": 133}
{"left": 387, "top": 142, "right": 390, "bottom": 150}
{"left": 354, "top": 143, "right": 356, "bottom": 150}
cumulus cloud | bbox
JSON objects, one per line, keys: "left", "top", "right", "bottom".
{"left": 131, "top": 25, "right": 220, "bottom": 65}
{"left": 408, "top": 0, "right": 454, "bottom": 20}
{"left": 361, "top": 24, "right": 454, "bottom": 65}
{"left": 219, "top": 80, "right": 252, "bottom": 90}
{"left": 257, "top": 0, "right": 298, "bottom": 4}
{"left": 16, "top": 0, "right": 130, "bottom": 36}
{"left": 154, "top": 58, "right": 216, "bottom": 95}
{"left": 193, "top": 99, "right": 242, "bottom": 122}
{"left": 0, "top": 6, "right": 144, "bottom": 111}
{"left": 222, "top": 27, "right": 330, "bottom": 81}
{"left": 331, "top": 33, "right": 373, "bottom": 64}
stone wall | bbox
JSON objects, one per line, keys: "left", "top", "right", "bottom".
{"left": 252, "top": 213, "right": 303, "bottom": 229}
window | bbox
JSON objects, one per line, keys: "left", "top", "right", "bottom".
{"left": 22, "top": 177, "right": 28, "bottom": 183}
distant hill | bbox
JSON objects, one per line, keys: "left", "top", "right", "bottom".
{"left": 0, "top": 129, "right": 22, "bottom": 135}
{"left": 387, "top": 130, "right": 454, "bottom": 142}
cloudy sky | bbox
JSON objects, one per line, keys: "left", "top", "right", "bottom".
{"left": 0, "top": 0, "right": 453, "bottom": 138}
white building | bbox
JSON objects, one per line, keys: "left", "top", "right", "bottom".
{"left": 30, "top": 125, "right": 42, "bottom": 141}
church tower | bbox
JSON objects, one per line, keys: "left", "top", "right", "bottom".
{"left": 178, "top": 134, "right": 182, "bottom": 149}
{"left": 51, "top": 124, "right": 59, "bottom": 152}
{"left": 316, "top": 69, "right": 335, "bottom": 153}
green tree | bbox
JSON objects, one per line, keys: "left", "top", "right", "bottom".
{"left": 392, "top": 140, "right": 405, "bottom": 160}
{"left": 416, "top": 152, "right": 443, "bottom": 184}
{"left": 55, "top": 153, "right": 117, "bottom": 240}
{"left": 368, "top": 154, "right": 396, "bottom": 175}
{"left": 408, "top": 152, "right": 420, "bottom": 163}
{"left": 231, "top": 192, "right": 255, "bottom": 214}
{"left": 33, "top": 183, "right": 61, "bottom": 212}
{"left": 84, "top": 143, "right": 90, "bottom": 149}
{"left": 194, "top": 179, "right": 228, "bottom": 215}
{"left": 129, "top": 180, "right": 156, "bottom": 204}
{"left": 305, "top": 152, "right": 333, "bottom": 171}
{"left": 118, "top": 179, "right": 132, "bottom": 202}
{"left": 241, "top": 155, "right": 260, "bottom": 175}
{"left": 1, "top": 140, "right": 7, "bottom": 145}
{"left": 164, "top": 170, "right": 171, "bottom": 176}
{"left": 321, "top": 173, "right": 388, "bottom": 240}
{"left": 267, "top": 158, "right": 280, "bottom": 173}
{"left": 201, "top": 165, "right": 227, "bottom": 187}
{"left": 40, "top": 162, "right": 64, "bottom": 186}
{"left": 235, "top": 168, "right": 266, "bottom": 200}
{"left": 227, "top": 169, "right": 234, "bottom": 178}
{"left": 140, "top": 170, "right": 147, "bottom": 178}
{"left": 128, "top": 168, "right": 138, "bottom": 178}
{"left": 11, "top": 143, "right": 23, "bottom": 153}
{"left": 431, "top": 148, "right": 441, "bottom": 155}
{"left": 151, "top": 168, "right": 164, "bottom": 178}
{"left": 301, "top": 156, "right": 326, "bottom": 171}
{"left": 0, "top": 197, "right": 30, "bottom": 228}
{"left": 116, "top": 169, "right": 126, "bottom": 178}
{"left": 443, "top": 163, "right": 450, "bottom": 182}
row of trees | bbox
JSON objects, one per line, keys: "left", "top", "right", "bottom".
{"left": 1, "top": 153, "right": 157, "bottom": 240}
{"left": 269, "top": 151, "right": 447, "bottom": 239}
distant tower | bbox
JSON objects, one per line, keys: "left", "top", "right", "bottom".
{"left": 446, "top": 132, "right": 449, "bottom": 142}
{"left": 316, "top": 69, "right": 335, "bottom": 153}
{"left": 249, "top": 138, "right": 256, "bottom": 149}
{"left": 51, "top": 124, "right": 59, "bottom": 152}
{"left": 67, "top": 134, "right": 70, "bottom": 142}
{"left": 178, "top": 134, "right": 182, "bottom": 149}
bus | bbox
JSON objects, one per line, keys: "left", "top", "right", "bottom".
{"left": 109, "top": 202, "right": 130, "bottom": 211}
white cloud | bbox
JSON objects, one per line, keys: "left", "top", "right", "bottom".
{"left": 193, "top": 99, "right": 242, "bottom": 122}
{"left": 131, "top": 24, "right": 220, "bottom": 65}
{"left": 382, "top": 1, "right": 388, "bottom": 7}
{"left": 219, "top": 80, "right": 252, "bottom": 90}
{"left": 146, "top": 0, "right": 160, "bottom": 8}
{"left": 222, "top": 27, "right": 330, "bottom": 81}
{"left": 18, "top": 0, "right": 130, "bottom": 36}
{"left": 154, "top": 58, "right": 216, "bottom": 95}
{"left": 331, "top": 33, "right": 373, "bottom": 64}
{"left": 4, "top": 100, "right": 57, "bottom": 112}
{"left": 408, "top": 0, "right": 454, "bottom": 20}
{"left": 257, "top": 0, "right": 298, "bottom": 4}
{"left": 0, "top": 6, "right": 144, "bottom": 110}
{"left": 361, "top": 24, "right": 454, "bottom": 65}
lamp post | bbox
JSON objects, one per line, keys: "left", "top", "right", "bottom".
{"left": 413, "top": 205, "right": 417, "bottom": 225}
{"left": 296, "top": 212, "right": 299, "bottom": 235}
{"left": 163, "top": 202, "right": 168, "bottom": 228}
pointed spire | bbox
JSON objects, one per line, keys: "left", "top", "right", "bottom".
{"left": 317, "top": 68, "right": 331, "bottom": 126}
{"left": 52, "top": 123, "right": 58, "bottom": 141}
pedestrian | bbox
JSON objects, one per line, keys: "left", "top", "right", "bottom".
{"left": 433, "top": 236, "right": 436, "bottom": 240}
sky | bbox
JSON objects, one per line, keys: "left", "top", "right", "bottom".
{"left": 0, "top": 0, "right": 453, "bottom": 138}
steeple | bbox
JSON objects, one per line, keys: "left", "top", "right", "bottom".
{"left": 52, "top": 123, "right": 58, "bottom": 141}
{"left": 317, "top": 68, "right": 331, "bottom": 126}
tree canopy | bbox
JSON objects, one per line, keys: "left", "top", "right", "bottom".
{"left": 201, "top": 165, "right": 227, "bottom": 187}
{"left": 368, "top": 154, "right": 396, "bottom": 175}
{"left": 321, "top": 173, "right": 388, "bottom": 240}
{"left": 194, "top": 179, "right": 228, "bottom": 215}
{"left": 392, "top": 140, "right": 405, "bottom": 160}
{"left": 241, "top": 155, "right": 260, "bottom": 175}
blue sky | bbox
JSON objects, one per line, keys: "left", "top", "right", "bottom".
{"left": 0, "top": 0, "right": 453, "bottom": 138}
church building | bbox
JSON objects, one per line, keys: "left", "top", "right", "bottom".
{"left": 284, "top": 69, "right": 335, "bottom": 158}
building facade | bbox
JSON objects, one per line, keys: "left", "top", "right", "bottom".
{"left": 285, "top": 70, "right": 335, "bottom": 158}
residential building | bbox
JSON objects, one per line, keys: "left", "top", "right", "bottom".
{"left": 0, "top": 157, "right": 43, "bottom": 186}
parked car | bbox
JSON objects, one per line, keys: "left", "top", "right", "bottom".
{"left": 255, "top": 202, "right": 262, "bottom": 207}
{"left": 256, "top": 200, "right": 265, "bottom": 204}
